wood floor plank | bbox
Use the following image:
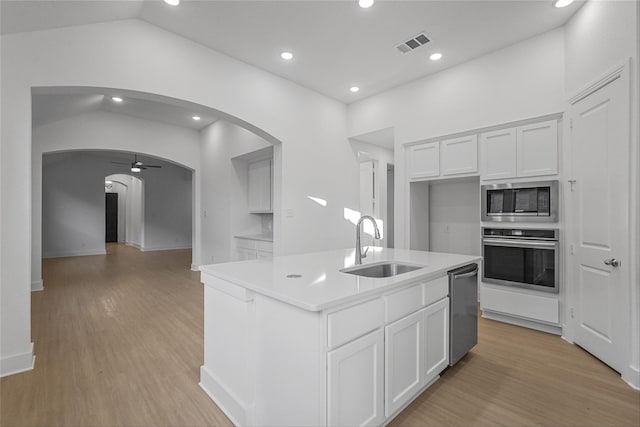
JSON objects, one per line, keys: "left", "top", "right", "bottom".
{"left": 1, "top": 243, "right": 639, "bottom": 426}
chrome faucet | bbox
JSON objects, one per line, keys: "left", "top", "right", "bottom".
{"left": 355, "top": 215, "right": 381, "bottom": 265}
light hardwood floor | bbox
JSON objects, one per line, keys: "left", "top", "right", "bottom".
{"left": 1, "top": 244, "right": 638, "bottom": 426}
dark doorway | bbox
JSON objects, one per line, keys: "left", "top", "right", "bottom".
{"left": 105, "top": 193, "right": 118, "bottom": 243}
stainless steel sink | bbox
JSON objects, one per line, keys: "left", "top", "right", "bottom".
{"left": 341, "top": 262, "right": 424, "bottom": 278}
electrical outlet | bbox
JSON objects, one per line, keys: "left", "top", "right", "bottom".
{"left": 444, "top": 224, "right": 451, "bottom": 234}
{"left": 570, "top": 308, "right": 575, "bottom": 319}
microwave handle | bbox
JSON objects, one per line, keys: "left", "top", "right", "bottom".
{"left": 483, "top": 238, "right": 558, "bottom": 250}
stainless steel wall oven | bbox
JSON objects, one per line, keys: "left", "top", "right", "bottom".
{"left": 482, "top": 228, "right": 559, "bottom": 293}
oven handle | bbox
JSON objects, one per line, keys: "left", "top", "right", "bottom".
{"left": 482, "top": 238, "right": 558, "bottom": 249}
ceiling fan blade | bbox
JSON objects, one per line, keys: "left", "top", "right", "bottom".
{"left": 111, "top": 161, "right": 130, "bottom": 165}
{"left": 143, "top": 165, "right": 162, "bottom": 168}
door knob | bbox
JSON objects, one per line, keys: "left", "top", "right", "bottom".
{"left": 604, "top": 258, "right": 620, "bottom": 267}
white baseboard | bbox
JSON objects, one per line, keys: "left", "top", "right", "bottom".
{"left": 43, "top": 249, "right": 106, "bottom": 258}
{"left": 482, "top": 310, "right": 562, "bottom": 335}
{"left": 199, "top": 365, "right": 249, "bottom": 426}
{"left": 623, "top": 365, "right": 640, "bottom": 390}
{"left": 31, "top": 280, "right": 44, "bottom": 292}
{"left": 126, "top": 242, "right": 141, "bottom": 249}
{"left": 140, "top": 244, "right": 192, "bottom": 252}
{"left": 191, "top": 264, "right": 200, "bottom": 272}
{"left": 1, "top": 343, "right": 35, "bottom": 378}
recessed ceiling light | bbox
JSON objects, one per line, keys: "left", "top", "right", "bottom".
{"left": 192, "top": 116, "right": 201, "bottom": 121}
{"left": 163, "top": 0, "right": 180, "bottom": 6}
{"left": 105, "top": 180, "right": 113, "bottom": 184}
{"left": 280, "top": 51, "right": 294, "bottom": 60}
{"left": 111, "top": 96, "right": 123, "bottom": 103}
{"left": 430, "top": 52, "right": 443, "bottom": 61}
{"left": 359, "top": 0, "right": 374, "bottom": 9}
{"left": 350, "top": 86, "right": 360, "bottom": 93}
{"left": 554, "top": 0, "right": 574, "bottom": 8}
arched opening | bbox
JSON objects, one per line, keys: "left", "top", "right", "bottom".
{"left": 31, "top": 86, "right": 284, "bottom": 291}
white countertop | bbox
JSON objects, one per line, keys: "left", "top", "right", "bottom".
{"left": 200, "top": 248, "right": 481, "bottom": 312}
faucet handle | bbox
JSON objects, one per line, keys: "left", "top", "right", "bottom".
{"left": 362, "top": 246, "right": 369, "bottom": 258}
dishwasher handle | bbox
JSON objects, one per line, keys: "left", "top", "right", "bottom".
{"left": 451, "top": 264, "right": 479, "bottom": 280}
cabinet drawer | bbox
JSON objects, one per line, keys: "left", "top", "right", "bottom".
{"left": 385, "top": 284, "right": 424, "bottom": 323}
{"left": 328, "top": 298, "right": 385, "bottom": 349}
{"left": 481, "top": 285, "right": 558, "bottom": 324}
{"left": 423, "top": 276, "right": 449, "bottom": 307}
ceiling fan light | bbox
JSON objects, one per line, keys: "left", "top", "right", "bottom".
{"left": 131, "top": 167, "right": 141, "bottom": 173}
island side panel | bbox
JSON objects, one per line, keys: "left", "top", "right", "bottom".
{"left": 254, "top": 293, "right": 326, "bottom": 427}
{"left": 200, "top": 274, "right": 257, "bottom": 426}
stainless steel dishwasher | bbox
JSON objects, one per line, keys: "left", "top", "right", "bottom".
{"left": 448, "top": 263, "right": 479, "bottom": 365}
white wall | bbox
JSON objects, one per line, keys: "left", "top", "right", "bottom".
{"left": 129, "top": 176, "right": 144, "bottom": 248}
{"left": 563, "top": 0, "right": 639, "bottom": 389}
{"left": 42, "top": 153, "right": 108, "bottom": 258}
{"left": 41, "top": 152, "right": 192, "bottom": 258}
{"left": 428, "top": 179, "right": 481, "bottom": 256}
{"left": 143, "top": 163, "right": 192, "bottom": 251}
{"left": 347, "top": 28, "right": 566, "bottom": 250}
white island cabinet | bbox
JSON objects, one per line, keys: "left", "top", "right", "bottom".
{"left": 199, "top": 248, "right": 480, "bottom": 427}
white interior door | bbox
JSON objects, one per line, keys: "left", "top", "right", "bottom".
{"left": 569, "top": 66, "right": 629, "bottom": 373}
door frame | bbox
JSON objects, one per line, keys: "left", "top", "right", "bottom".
{"left": 563, "top": 59, "right": 640, "bottom": 390}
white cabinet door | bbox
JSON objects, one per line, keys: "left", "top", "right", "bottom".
{"left": 384, "top": 309, "right": 424, "bottom": 417}
{"left": 516, "top": 120, "right": 558, "bottom": 177}
{"left": 441, "top": 135, "right": 478, "bottom": 176}
{"left": 480, "top": 128, "right": 517, "bottom": 180}
{"left": 408, "top": 142, "right": 439, "bottom": 180}
{"left": 248, "top": 159, "right": 272, "bottom": 213}
{"left": 328, "top": 329, "right": 384, "bottom": 427}
{"left": 423, "top": 298, "right": 449, "bottom": 383}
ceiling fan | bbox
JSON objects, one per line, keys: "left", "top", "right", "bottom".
{"left": 111, "top": 154, "right": 162, "bottom": 172}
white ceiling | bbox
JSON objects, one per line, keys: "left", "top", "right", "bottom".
{"left": 3, "top": 0, "right": 584, "bottom": 104}
{"left": 32, "top": 88, "right": 219, "bottom": 130}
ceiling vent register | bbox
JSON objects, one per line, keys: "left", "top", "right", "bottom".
{"left": 396, "top": 32, "right": 431, "bottom": 54}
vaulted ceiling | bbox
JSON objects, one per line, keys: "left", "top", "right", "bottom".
{"left": 2, "top": 0, "right": 584, "bottom": 104}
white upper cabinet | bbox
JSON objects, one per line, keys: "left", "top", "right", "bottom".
{"left": 248, "top": 158, "right": 272, "bottom": 213}
{"left": 516, "top": 120, "right": 558, "bottom": 178}
{"left": 480, "top": 119, "right": 558, "bottom": 180}
{"left": 480, "top": 128, "right": 517, "bottom": 180}
{"left": 408, "top": 142, "right": 440, "bottom": 180}
{"left": 407, "top": 136, "right": 478, "bottom": 181}
{"left": 441, "top": 135, "right": 478, "bottom": 176}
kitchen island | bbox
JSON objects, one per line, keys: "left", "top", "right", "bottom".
{"left": 199, "top": 248, "right": 480, "bottom": 427}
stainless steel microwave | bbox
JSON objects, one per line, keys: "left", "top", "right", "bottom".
{"left": 481, "top": 180, "right": 558, "bottom": 222}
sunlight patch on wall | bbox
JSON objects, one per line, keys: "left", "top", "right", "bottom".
{"left": 307, "top": 195, "right": 328, "bottom": 207}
